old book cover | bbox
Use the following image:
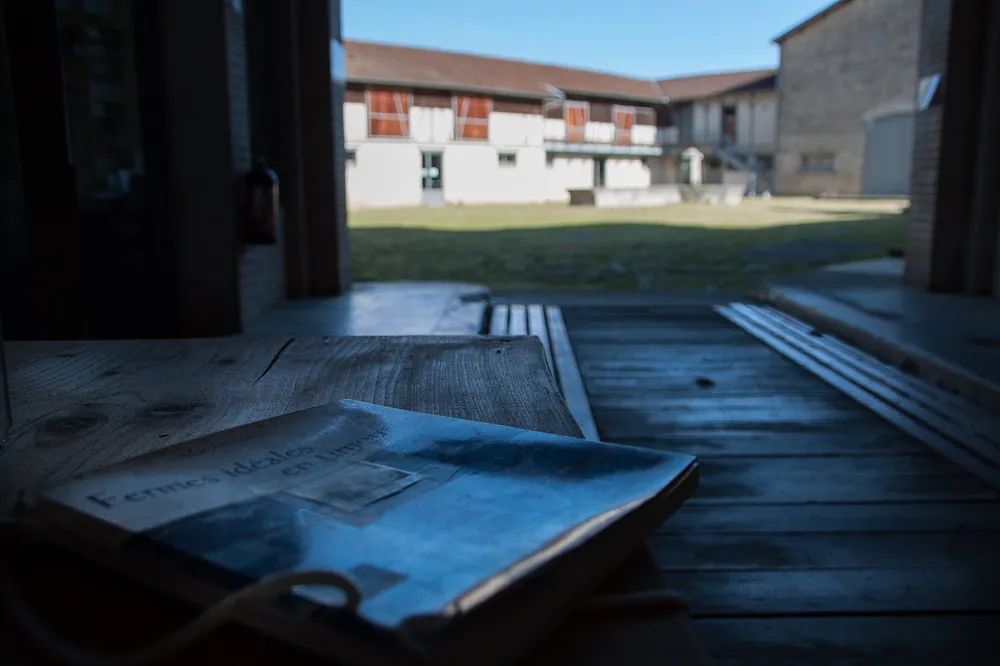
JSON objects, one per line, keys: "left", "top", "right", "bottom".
{"left": 20, "top": 399, "right": 699, "bottom": 665}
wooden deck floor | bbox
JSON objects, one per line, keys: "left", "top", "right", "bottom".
{"left": 564, "top": 305, "right": 1000, "bottom": 666}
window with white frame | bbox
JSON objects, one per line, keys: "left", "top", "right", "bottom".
{"left": 498, "top": 151, "right": 517, "bottom": 166}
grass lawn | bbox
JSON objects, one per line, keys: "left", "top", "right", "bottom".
{"left": 348, "top": 197, "right": 908, "bottom": 291}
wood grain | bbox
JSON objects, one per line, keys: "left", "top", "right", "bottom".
{"left": 508, "top": 304, "right": 528, "bottom": 336}
{"left": 565, "top": 304, "right": 1000, "bottom": 664}
{"left": 1, "top": 336, "right": 580, "bottom": 514}
{"left": 527, "top": 304, "right": 554, "bottom": 375}
{"left": 2, "top": 333, "right": 708, "bottom": 666}
{"left": 489, "top": 304, "right": 509, "bottom": 335}
{"left": 672, "top": 567, "right": 1000, "bottom": 616}
{"left": 695, "top": 616, "right": 1000, "bottom": 666}
{"left": 649, "top": 531, "right": 1000, "bottom": 571}
{"left": 658, "top": 501, "right": 1000, "bottom": 534}
{"left": 546, "top": 307, "right": 599, "bottom": 441}
{"left": 691, "top": 456, "right": 998, "bottom": 504}
{"left": 616, "top": 429, "right": 926, "bottom": 457}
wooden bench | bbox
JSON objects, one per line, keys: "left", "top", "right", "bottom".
{"left": 489, "top": 304, "right": 600, "bottom": 441}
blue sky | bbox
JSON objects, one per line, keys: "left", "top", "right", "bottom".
{"left": 343, "top": 0, "right": 835, "bottom": 79}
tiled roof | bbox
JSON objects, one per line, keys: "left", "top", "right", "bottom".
{"left": 345, "top": 40, "right": 777, "bottom": 105}
{"left": 345, "top": 40, "right": 667, "bottom": 104}
{"left": 655, "top": 69, "right": 777, "bottom": 103}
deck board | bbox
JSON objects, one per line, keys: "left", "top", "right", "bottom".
{"left": 564, "top": 305, "right": 1000, "bottom": 665}
{"left": 694, "top": 616, "right": 1000, "bottom": 666}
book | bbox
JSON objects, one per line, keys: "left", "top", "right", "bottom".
{"left": 18, "top": 399, "right": 699, "bottom": 665}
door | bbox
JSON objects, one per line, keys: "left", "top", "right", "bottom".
{"left": 421, "top": 151, "right": 443, "bottom": 205}
{"left": 593, "top": 158, "right": 606, "bottom": 188}
{"left": 721, "top": 106, "right": 737, "bottom": 146}
{"left": 863, "top": 112, "right": 915, "bottom": 195}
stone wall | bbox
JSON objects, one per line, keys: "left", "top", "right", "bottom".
{"left": 775, "top": 0, "right": 921, "bottom": 195}
{"left": 904, "top": 0, "right": 998, "bottom": 292}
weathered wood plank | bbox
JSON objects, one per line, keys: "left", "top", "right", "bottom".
{"left": 546, "top": 307, "right": 599, "bottom": 441}
{"left": 489, "top": 304, "right": 509, "bottom": 335}
{"left": 2, "top": 336, "right": 580, "bottom": 512}
{"left": 649, "top": 532, "right": 1000, "bottom": 571}
{"left": 673, "top": 567, "right": 1000, "bottom": 616}
{"left": 527, "top": 304, "right": 554, "bottom": 376}
{"left": 658, "top": 501, "right": 1000, "bottom": 535}
{"left": 582, "top": 375, "right": 844, "bottom": 395}
{"left": 2, "top": 333, "right": 710, "bottom": 666}
{"left": 567, "top": 303, "right": 1000, "bottom": 657}
{"left": 594, "top": 404, "right": 886, "bottom": 430}
{"left": 691, "top": 456, "right": 998, "bottom": 504}
{"left": 509, "top": 304, "right": 528, "bottom": 336}
{"left": 621, "top": 429, "right": 929, "bottom": 457}
{"left": 575, "top": 345, "right": 777, "bottom": 362}
{"left": 588, "top": 394, "right": 872, "bottom": 417}
{"left": 695, "top": 616, "right": 1000, "bottom": 666}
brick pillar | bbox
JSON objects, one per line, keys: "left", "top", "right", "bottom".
{"left": 906, "top": 0, "right": 993, "bottom": 292}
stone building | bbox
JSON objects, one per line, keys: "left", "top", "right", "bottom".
{"left": 904, "top": 0, "right": 1000, "bottom": 295}
{"left": 774, "top": 0, "right": 922, "bottom": 196}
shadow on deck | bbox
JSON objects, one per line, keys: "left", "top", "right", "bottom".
{"left": 563, "top": 303, "right": 1000, "bottom": 666}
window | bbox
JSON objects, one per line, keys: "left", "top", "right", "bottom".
{"left": 367, "top": 90, "right": 410, "bottom": 137}
{"left": 498, "top": 152, "right": 517, "bottom": 167}
{"left": 565, "top": 101, "right": 588, "bottom": 143}
{"left": 345, "top": 149, "right": 356, "bottom": 164}
{"left": 454, "top": 96, "right": 490, "bottom": 140}
{"left": 802, "top": 152, "right": 835, "bottom": 172}
{"left": 613, "top": 106, "right": 635, "bottom": 145}
{"left": 56, "top": 6, "right": 144, "bottom": 200}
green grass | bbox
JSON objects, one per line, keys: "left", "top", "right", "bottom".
{"left": 348, "top": 197, "right": 908, "bottom": 291}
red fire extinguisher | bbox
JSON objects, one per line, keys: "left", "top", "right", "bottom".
{"left": 244, "top": 160, "right": 279, "bottom": 245}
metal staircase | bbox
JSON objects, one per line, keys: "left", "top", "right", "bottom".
{"left": 716, "top": 142, "right": 760, "bottom": 196}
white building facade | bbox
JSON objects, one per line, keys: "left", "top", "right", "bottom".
{"left": 341, "top": 41, "right": 777, "bottom": 209}
{"left": 344, "top": 91, "right": 665, "bottom": 209}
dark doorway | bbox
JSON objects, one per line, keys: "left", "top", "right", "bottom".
{"left": 722, "top": 106, "right": 737, "bottom": 146}
{"left": 594, "top": 157, "right": 606, "bottom": 188}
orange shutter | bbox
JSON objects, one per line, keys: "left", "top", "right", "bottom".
{"left": 455, "top": 96, "right": 490, "bottom": 140}
{"left": 565, "top": 103, "right": 588, "bottom": 143}
{"left": 614, "top": 108, "right": 635, "bottom": 145}
{"left": 368, "top": 90, "right": 410, "bottom": 137}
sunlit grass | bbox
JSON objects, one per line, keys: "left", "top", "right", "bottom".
{"left": 348, "top": 198, "right": 907, "bottom": 291}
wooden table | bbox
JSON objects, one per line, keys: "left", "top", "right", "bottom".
{"left": 0, "top": 335, "right": 711, "bottom": 666}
